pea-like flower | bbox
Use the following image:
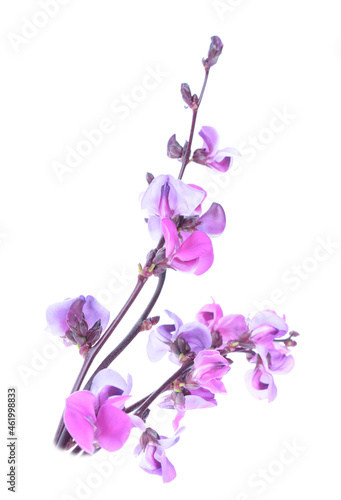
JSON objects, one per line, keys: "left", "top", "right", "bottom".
{"left": 63, "top": 369, "right": 133, "bottom": 454}
{"left": 135, "top": 426, "right": 184, "bottom": 483}
{"left": 193, "top": 126, "right": 240, "bottom": 172}
{"left": 147, "top": 310, "right": 212, "bottom": 363}
{"left": 46, "top": 295, "right": 110, "bottom": 353}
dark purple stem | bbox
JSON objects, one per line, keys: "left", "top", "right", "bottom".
{"left": 83, "top": 271, "right": 166, "bottom": 391}
{"left": 129, "top": 360, "right": 194, "bottom": 418}
{"left": 178, "top": 69, "right": 210, "bottom": 180}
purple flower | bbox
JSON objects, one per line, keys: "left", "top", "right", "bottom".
{"left": 247, "top": 310, "right": 288, "bottom": 345}
{"left": 193, "top": 126, "right": 240, "bottom": 172}
{"left": 159, "top": 386, "right": 217, "bottom": 430}
{"left": 63, "top": 369, "right": 132, "bottom": 454}
{"left": 135, "top": 427, "right": 184, "bottom": 483}
{"left": 245, "top": 342, "right": 294, "bottom": 402}
{"left": 141, "top": 174, "right": 205, "bottom": 239}
{"left": 217, "top": 314, "right": 249, "bottom": 343}
{"left": 187, "top": 349, "right": 231, "bottom": 394}
{"left": 245, "top": 361, "right": 278, "bottom": 402}
{"left": 46, "top": 295, "right": 110, "bottom": 350}
{"left": 147, "top": 310, "right": 212, "bottom": 363}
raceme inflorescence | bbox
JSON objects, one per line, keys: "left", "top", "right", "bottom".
{"left": 46, "top": 36, "right": 298, "bottom": 483}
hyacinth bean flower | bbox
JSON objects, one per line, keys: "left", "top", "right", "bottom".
{"left": 63, "top": 369, "right": 133, "bottom": 454}
{"left": 159, "top": 386, "right": 217, "bottom": 430}
{"left": 135, "top": 426, "right": 184, "bottom": 483}
{"left": 186, "top": 349, "right": 231, "bottom": 394}
{"left": 141, "top": 174, "right": 205, "bottom": 240}
{"left": 147, "top": 310, "right": 212, "bottom": 363}
{"left": 245, "top": 320, "right": 294, "bottom": 402}
{"left": 46, "top": 295, "right": 110, "bottom": 351}
{"left": 192, "top": 126, "right": 240, "bottom": 173}
{"left": 247, "top": 310, "right": 289, "bottom": 345}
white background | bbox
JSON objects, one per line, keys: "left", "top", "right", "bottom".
{"left": 1, "top": 1, "right": 341, "bottom": 499}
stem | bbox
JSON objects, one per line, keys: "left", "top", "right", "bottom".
{"left": 130, "top": 360, "right": 194, "bottom": 417}
{"left": 55, "top": 272, "right": 166, "bottom": 449}
{"left": 178, "top": 68, "right": 210, "bottom": 180}
{"left": 53, "top": 276, "right": 147, "bottom": 447}
{"left": 83, "top": 271, "right": 166, "bottom": 391}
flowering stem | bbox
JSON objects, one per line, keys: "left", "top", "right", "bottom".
{"left": 127, "top": 360, "right": 194, "bottom": 418}
{"left": 54, "top": 263, "right": 165, "bottom": 449}
{"left": 83, "top": 271, "right": 166, "bottom": 391}
{"left": 178, "top": 69, "right": 210, "bottom": 180}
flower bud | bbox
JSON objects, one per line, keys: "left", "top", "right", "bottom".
{"left": 192, "top": 148, "right": 208, "bottom": 165}
{"left": 202, "top": 36, "right": 223, "bottom": 69}
{"left": 167, "top": 134, "right": 183, "bottom": 159}
{"left": 181, "top": 83, "right": 192, "bottom": 106}
{"left": 146, "top": 172, "right": 154, "bottom": 184}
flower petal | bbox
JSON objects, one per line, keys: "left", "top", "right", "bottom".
{"left": 198, "top": 203, "right": 226, "bottom": 237}
{"left": 199, "top": 126, "right": 219, "bottom": 155}
{"left": 82, "top": 296, "right": 110, "bottom": 331}
{"left": 95, "top": 402, "right": 132, "bottom": 452}
{"left": 161, "top": 218, "right": 179, "bottom": 257}
{"left": 64, "top": 391, "right": 96, "bottom": 454}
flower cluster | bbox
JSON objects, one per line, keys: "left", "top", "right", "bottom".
{"left": 48, "top": 35, "right": 299, "bottom": 485}
{"left": 148, "top": 302, "right": 297, "bottom": 428}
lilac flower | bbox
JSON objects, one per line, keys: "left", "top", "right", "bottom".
{"left": 141, "top": 174, "right": 205, "bottom": 240}
{"left": 193, "top": 126, "right": 240, "bottom": 172}
{"left": 245, "top": 360, "right": 278, "bottom": 402}
{"left": 186, "top": 350, "right": 231, "bottom": 394}
{"left": 196, "top": 300, "right": 224, "bottom": 331}
{"left": 135, "top": 427, "right": 184, "bottom": 483}
{"left": 159, "top": 385, "right": 217, "bottom": 430}
{"left": 147, "top": 310, "right": 212, "bottom": 363}
{"left": 46, "top": 295, "right": 110, "bottom": 351}
{"left": 63, "top": 369, "right": 132, "bottom": 454}
{"left": 245, "top": 342, "right": 294, "bottom": 402}
{"left": 247, "top": 310, "right": 289, "bottom": 345}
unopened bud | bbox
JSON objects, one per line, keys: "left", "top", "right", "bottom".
{"left": 202, "top": 35, "right": 223, "bottom": 69}
{"left": 284, "top": 339, "right": 297, "bottom": 347}
{"left": 192, "top": 148, "right": 208, "bottom": 165}
{"left": 167, "top": 134, "right": 183, "bottom": 159}
{"left": 289, "top": 330, "right": 300, "bottom": 337}
{"left": 141, "top": 316, "right": 160, "bottom": 331}
{"left": 227, "top": 340, "right": 239, "bottom": 352}
{"left": 146, "top": 172, "right": 154, "bottom": 184}
{"left": 153, "top": 247, "right": 166, "bottom": 265}
{"left": 181, "top": 83, "right": 192, "bottom": 106}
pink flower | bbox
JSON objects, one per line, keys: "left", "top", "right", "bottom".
{"left": 193, "top": 126, "right": 240, "bottom": 172}
{"left": 245, "top": 360, "right": 278, "bottom": 402}
{"left": 161, "top": 219, "right": 214, "bottom": 275}
{"left": 245, "top": 343, "right": 294, "bottom": 402}
{"left": 159, "top": 386, "right": 217, "bottom": 431}
{"left": 135, "top": 427, "right": 184, "bottom": 483}
{"left": 63, "top": 369, "right": 132, "bottom": 454}
{"left": 248, "top": 310, "right": 288, "bottom": 345}
{"left": 196, "top": 300, "right": 224, "bottom": 331}
{"left": 187, "top": 349, "right": 231, "bottom": 394}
